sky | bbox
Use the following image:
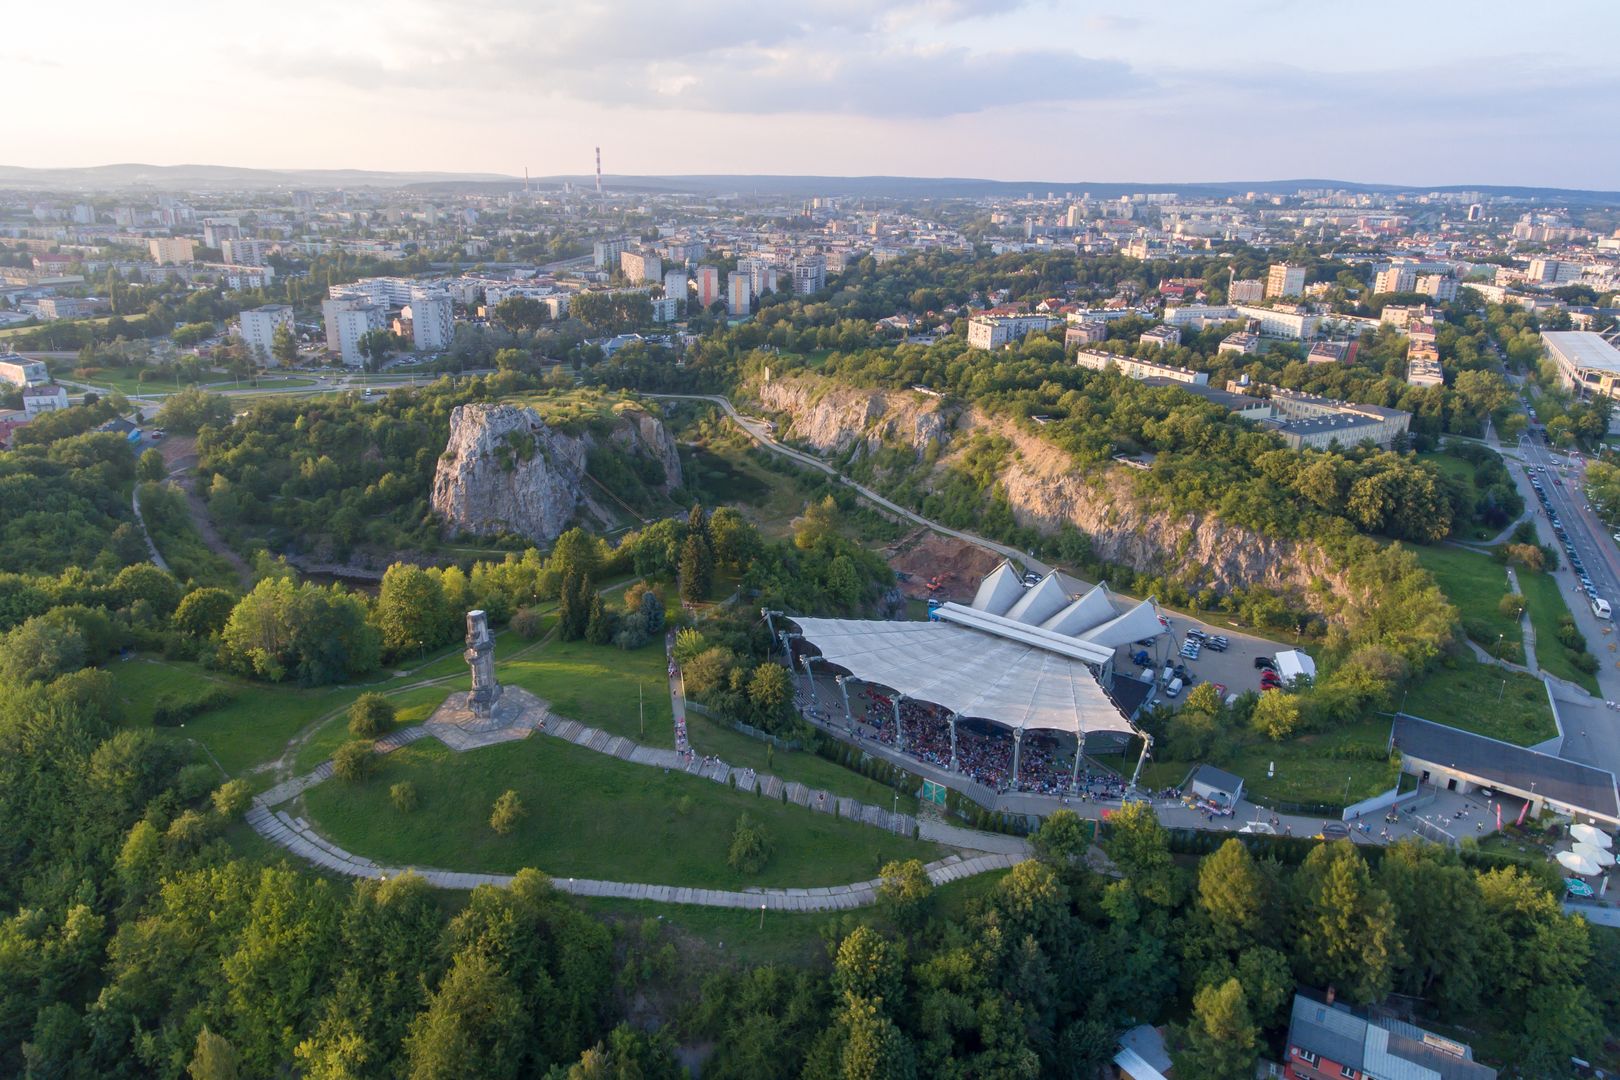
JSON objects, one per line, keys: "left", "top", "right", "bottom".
{"left": 7, "top": 0, "right": 1619, "bottom": 188}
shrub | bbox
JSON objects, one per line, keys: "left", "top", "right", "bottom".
{"left": 348, "top": 692, "right": 396, "bottom": 737}
{"left": 333, "top": 740, "right": 376, "bottom": 783}
{"left": 176, "top": 763, "right": 218, "bottom": 802}
{"left": 211, "top": 778, "right": 254, "bottom": 818}
{"left": 390, "top": 780, "right": 419, "bottom": 813}
{"left": 727, "top": 813, "right": 773, "bottom": 875}
{"left": 490, "top": 789, "right": 525, "bottom": 834}
{"left": 151, "top": 684, "right": 234, "bottom": 727}
{"left": 510, "top": 606, "right": 545, "bottom": 640}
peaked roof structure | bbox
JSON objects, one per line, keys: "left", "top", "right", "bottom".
{"left": 790, "top": 563, "right": 1154, "bottom": 739}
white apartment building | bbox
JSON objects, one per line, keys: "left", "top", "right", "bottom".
{"left": 1235, "top": 304, "right": 1319, "bottom": 340}
{"left": 1266, "top": 263, "right": 1306, "bottom": 298}
{"left": 330, "top": 277, "right": 416, "bottom": 307}
{"left": 1415, "top": 273, "right": 1459, "bottom": 302}
{"left": 1064, "top": 321, "right": 1108, "bottom": 349}
{"left": 1140, "top": 325, "right": 1181, "bottom": 349}
{"left": 1162, "top": 304, "right": 1237, "bottom": 329}
{"left": 22, "top": 384, "right": 69, "bottom": 418}
{"left": 1228, "top": 278, "right": 1264, "bottom": 303}
{"left": 593, "top": 237, "right": 632, "bottom": 269}
{"left": 148, "top": 237, "right": 195, "bottom": 265}
{"left": 220, "top": 238, "right": 270, "bottom": 266}
{"left": 791, "top": 254, "right": 827, "bottom": 295}
{"left": 1220, "top": 332, "right": 1260, "bottom": 355}
{"left": 1374, "top": 266, "right": 1416, "bottom": 294}
{"left": 663, "top": 270, "right": 688, "bottom": 311}
{"left": 405, "top": 291, "right": 454, "bottom": 351}
{"left": 650, "top": 297, "right": 680, "bottom": 323}
{"left": 238, "top": 304, "right": 294, "bottom": 365}
{"left": 696, "top": 266, "right": 721, "bottom": 310}
{"left": 321, "top": 298, "right": 388, "bottom": 367}
{"left": 1074, "top": 349, "right": 1208, "bottom": 385}
{"left": 727, "top": 271, "right": 753, "bottom": 317}
{"left": 0, "top": 354, "right": 50, "bottom": 387}
{"left": 738, "top": 257, "right": 778, "bottom": 295}
{"left": 620, "top": 250, "right": 662, "bottom": 284}
{"left": 1527, "top": 258, "right": 1582, "bottom": 285}
{"left": 967, "top": 313, "right": 1056, "bottom": 350}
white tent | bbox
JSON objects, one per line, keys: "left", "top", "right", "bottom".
{"left": 1572, "top": 823, "right": 1613, "bottom": 849}
{"left": 1557, "top": 850, "right": 1601, "bottom": 877}
{"left": 1274, "top": 649, "right": 1317, "bottom": 686}
{"left": 971, "top": 562, "right": 1025, "bottom": 615}
{"left": 1079, "top": 599, "right": 1166, "bottom": 649}
{"left": 791, "top": 616, "right": 1135, "bottom": 737}
{"left": 1574, "top": 842, "right": 1616, "bottom": 868}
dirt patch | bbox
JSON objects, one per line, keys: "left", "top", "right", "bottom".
{"left": 884, "top": 529, "right": 1001, "bottom": 603}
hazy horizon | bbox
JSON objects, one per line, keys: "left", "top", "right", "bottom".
{"left": 6, "top": 0, "right": 1617, "bottom": 189}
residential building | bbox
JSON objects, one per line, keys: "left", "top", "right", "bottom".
{"left": 620, "top": 249, "right": 662, "bottom": 284}
{"left": 1306, "top": 340, "right": 1357, "bottom": 365}
{"left": 650, "top": 296, "right": 679, "bottom": 323}
{"left": 1407, "top": 340, "right": 1444, "bottom": 387}
{"left": 662, "top": 270, "right": 688, "bottom": 311}
{"left": 1162, "top": 303, "right": 1237, "bottom": 329}
{"left": 405, "top": 291, "right": 453, "bottom": 351}
{"left": 1228, "top": 277, "right": 1264, "bottom": 303}
{"left": 202, "top": 218, "right": 240, "bottom": 247}
{"left": 1064, "top": 321, "right": 1108, "bottom": 349}
{"left": 321, "top": 298, "right": 388, "bottom": 367}
{"left": 791, "top": 253, "right": 827, "bottom": 295}
{"left": 1414, "top": 273, "right": 1458, "bottom": 301}
{"left": 1235, "top": 303, "right": 1319, "bottom": 339}
{"left": 737, "top": 256, "right": 778, "bottom": 295}
{"left": 1218, "top": 331, "right": 1259, "bottom": 355}
{"left": 1527, "top": 257, "right": 1581, "bottom": 284}
{"left": 696, "top": 266, "right": 721, "bottom": 309}
{"left": 1075, "top": 350, "right": 1207, "bottom": 385}
{"left": 1139, "top": 325, "right": 1180, "bottom": 349}
{"left": 1284, "top": 990, "right": 1495, "bottom": 1080}
{"left": 1543, "top": 331, "right": 1620, "bottom": 402}
{"left": 967, "top": 313, "right": 1056, "bottom": 350}
{"left": 1266, "top": 262, "right": 1306, "bottom": 298}
{"left": 726, "top": 271, "right": 752, "bottom": 317}
{"left": 0, "top": 354, "right": 50, "bottom": 387}
{"left": 1380, "top": 304, "right": 1439, "bottom": 330}
{"left": 35, "top": 297, "right": 100, "bottom": 319}
{"left": 592, "top": 236, "right": 631, "bottom": 269}
{"left": 238, "top": 304, "right": 294, "bottom": 364}
{"left": 148, "top": 237, "right": 195, "bottom": 265}
{"left": 22, "top": 384, "right": 69, "bottom": 418}
{"left": 1374, "top": 265, "right": 1416, "bottom": 294}
{"left": 220, "top": 237, "right": 270, "bottom": 266}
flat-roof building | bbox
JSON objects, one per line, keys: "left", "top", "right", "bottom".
{"left": 1543, "top": 331, "right": 1620, "bottom": 402}
{"left": 0, "top": 354, "right": 50, "bottom": 387}
{"left": 238, "top": 304, "right": 294, "bottom": 365}
{"left": 1266, "top": 262, "right": 1306, "bottom": 298}
{"left": 1076, "top": 350, "right": 1207, "bottom": 385}
{"left": 967, "top": 313, "right": 1056, "bottom": 350}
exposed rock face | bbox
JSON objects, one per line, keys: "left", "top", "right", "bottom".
{"left": 431, "top": 402, "right": 682, "bottom": 543}
{"left": 752, "top": 372, "right": 1338, "bottom": 598}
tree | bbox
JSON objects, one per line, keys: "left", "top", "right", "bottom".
{"left": 825, "top": 554, "right": 862, "bottom": 610}
{"left": 0, "top": 612, "right": 86, "bottom": 685}
{"left": 1103, "top": 801, "right": 1177, "bottom": 908}
{"left": 138, "top": 447, "right": 167, "bottom": 482}
{"left": 584, "top": 593, "right": 614, "bottom": 646}
{"left": 876, "top": 860, "right": 933, "bottom": 929}
{"left": 155, "top": 388, "right": 232, "bottom": 433}
{"left": 678, "top": 532, "right": 712, "bottom": 604}
{"left": 391, "top": 781, "right": 419, "bottom": 813}
{"left": 375, "top": 564, "right": 452, "bottom": 660}
{"left": 174, "top": 587, "right": 236, "bottom": 639}
{"left": 404, "top": 950, "right": 527, "bottom": 1080}
{"left": 1250, "top": 689, "right": 1301, "bottom": 741}
{"left": 272, "top": 323, "right": 298, "bottom": 366}
{"left": 212, "top": 778, "right": 254, "bottom": 818}
{"left": 188, "top": 1026, "right": 240, "bottom": 1080}
{"left": 839, "top": 996, "right": 916, "bottom": 1080}
{"left": 490, "top": 790, "right": 524, "bottom": 835}
{"left": 746, "top": 662, "right": 793, "bottom": 722}
{"left": 1030, "top": 808, "right": 1091, "bottom": 877}
{"left": 1174, "top": 978, "right": 1256, "bottom": 1080}
{"left": 727, "top": 813, "right": 773, "bottom": 874}
{"left": 333, "top": 740, "right": 376, "bottom": 783}
{"left": 1197, "top": 839, "right": 1269, "bottom": 948}
{"left": 349, "top": 692, "right": 396, "bottom": 737}
{"left": 1292, "top": 842, "right": 1399, "bottom": 1003}
{"left": 357, "top": 329, "right": 395, "bottom": 370}
{"left": 833, "top": 926, "right": 905, "bottom": 1007}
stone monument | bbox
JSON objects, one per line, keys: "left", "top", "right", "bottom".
{"left": 464, "top": 609, "right": 503, "bottom": 718}
{"left": 423, "top": 609, "right": 548, "bottom": 750}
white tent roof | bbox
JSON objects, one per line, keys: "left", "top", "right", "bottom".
{"left": 971, "top": 562, "right": 1026, "bottom": 615}
{"left": 1003, "top": 573, "right": 1070, "bottom": 625}
{"left": 791, "top": 616, "right": 1135, "bottom": 737}
{"left": 1079, "top": 599, "right": 1165, "bottom": 649}
{"left": 1041, "top": 585, "right": 1117, "bottom": 635}
{"left": 1275, "top": 649, "right": 1317, "bottom": 684}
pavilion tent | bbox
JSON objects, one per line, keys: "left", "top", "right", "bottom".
{"left": 971, "top": 562, "right": 1026, "bottom": 615}
{"left": 1041, "top": 585, "right": 1117, "bottom": 635}
{"left": 1078, "top": 599, "right": 1166, "bottom": 649}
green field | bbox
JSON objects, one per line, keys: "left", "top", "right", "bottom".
{"left": 1401, "top": 659, "right": 1556, "bottom": 744}
{"left": 1518, "top": 567, "right": 1604, "bottom": 693}
{"left": 292, "top": 684, "right": 451, "bottom": 774}
{"left": 500, "top": 630, "right": 676, "bottom": 748}
{"left": 302, "top": 734, "right": 944, "bottom": 888}
{"left": 1224, "top": 717, "right": 1399, "bottom": 808}
{"left": 1413, "top": 544, "right": 1522, "bottom": 658}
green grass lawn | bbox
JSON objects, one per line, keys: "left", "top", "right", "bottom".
{"left": 1218, "top": 717, "right": 1399, "bottom": 809}
{"left": 302, "top": 734, "right": 944, "bottom": 888}
{"left": 292, "top": 685, "right": 450, "bottom": 774}
{"left": 1413, "top": 544, "right": 1521, "bottom": 658}
{"left": 499, "top": 633, "right": 676, "bottom": 749}
{"left": 1401, "top": 659, "right": 1557, "bottom": 745}
{"left": 1518, "top": 567, "right": 1604, "bottom": 694}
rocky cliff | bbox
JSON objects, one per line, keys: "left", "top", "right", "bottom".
{"left": 431, "top": 402, "right": 682, "bottom": 543}
{"left": 752, "top": 372, "right": 1335, "bottom": 597}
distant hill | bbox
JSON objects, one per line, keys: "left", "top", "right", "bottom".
{"left": 1, "top": 163, "right": 1615, "bottom": 203}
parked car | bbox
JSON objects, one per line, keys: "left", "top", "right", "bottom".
{"left": 1254, "top": 656, "right": 1276, "bottom": 671}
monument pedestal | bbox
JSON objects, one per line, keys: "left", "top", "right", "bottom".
{"left": 426, "top": 685, "right": 550, "bottom": 751}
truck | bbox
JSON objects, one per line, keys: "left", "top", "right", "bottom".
{"left": 1594, "top": 597, "right": 1612, "bottom": 620}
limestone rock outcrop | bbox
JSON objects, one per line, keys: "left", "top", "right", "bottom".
{"left": 431, "top": 402, "right": 681, "bottom": 543}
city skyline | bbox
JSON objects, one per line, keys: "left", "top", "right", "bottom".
{"left": 6, "top": 0, "right": 1618, "bottom": 189}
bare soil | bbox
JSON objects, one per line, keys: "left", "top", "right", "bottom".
{"left": 884, "top": 528, "right": 1001, "bottom": 603}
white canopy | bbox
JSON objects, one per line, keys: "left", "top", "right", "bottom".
{"left": 1557, "top": 850, "right": 1601, "bottom": 877}
{"left": 1574, "top": 842, "right": 1616, "bottom": 868}
{"left": 792, "top": 616, "right": 1136, "bottom": 738}
{"left": 1572, "top": 823, "right": 1613, "bottom": 849}
{"left": 1275, "top": 649, "right": 1317, "bottom": 685}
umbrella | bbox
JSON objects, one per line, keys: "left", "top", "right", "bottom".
{"left": 1574, "top": 842, "right": 1616, "bottom": 868}
{"left": 1566, "top": 878, "right": 1595, "bottom": 898}
{"left": 1557, "top": 850, "right": 1601, "bottom": 876}
{"left": 1571, "top": 823, "right": 1613, "bottom": 849}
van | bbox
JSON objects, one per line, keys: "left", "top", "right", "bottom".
{"left": 1165, "top": 677, "right": 1184, "bottom": 698}
{"left": 1594, "top": 598, "right": 1612, "bottom": 620}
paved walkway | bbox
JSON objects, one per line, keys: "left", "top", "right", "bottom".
{"left": 129, "top": 484, "right": 170, "bottom": 571}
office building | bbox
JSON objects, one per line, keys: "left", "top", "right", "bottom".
{"left": 22, "top": 384, "right": 69, "bottom": 418}
{"left": 405, "top": 291, "right": 454, "bottom": 351}
{"left": 662, "top": 270, "right": 688, "bottom": 312}
{"left": 0, "top": 354, "right": 50, "bottom": 387}
{"left": 1407, "top": 340, "right": 1443, "bottom": 387}
{"left": 35, "top": 297, "right": 100, "bottom": 319}
{"left": 967, "top": 313, "right": 1056, "bottom": 350}
{"left": 1139, "top": 325, "right": 1181, "bottom": 349}
{"left": 1238, "top": 385, "right": 1410, "bottom": 449}
{"left": 620, "top": 249, "right": 662, "bottom": 284}
{"left": 238, "top": 304, "right": 294, "bottom": 365}
{"left": 1162, "top": 304, "right": 1237, "bottom": 329}
{"left": 1266, "top": 263, "right": 1306, "bottom": 298}
{"left": 696, "top": 266, "right": 721, "bottom": 310}
{"left": 148, "top": 237, "right": 195, "bottom": 265}
{"left": 1218, "top": 332, "right": 1260, "bottom": 355}
{"left": 1306, "top": 340, "right": 1356, "bottom": 365}
{"left": 1543, "top": 331, "right": 1620, "bottom": 401}
{"left": 1235, "top": 304, "right": 1319, "bottom": 339}
{"left": 321, "top": 298, "right": 388, "bottom": 367}
{"left": 220, "top": 237, "right": 270, "bottom": 266}
{"left": 726, "top": 271, "right": 753, "bottom": 317}
{"left": 791, "top": 254, "right": 827, "bottom": 295}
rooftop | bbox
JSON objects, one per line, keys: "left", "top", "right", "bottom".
{"left": 1543, "top": 330, "right": 1620, "bottom": 375}
{"left": 1392, "top": 714, "right": 1620, "bottom": 820}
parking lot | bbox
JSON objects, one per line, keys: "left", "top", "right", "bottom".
{"left": 1113, "top": 605, "right": 1297, "bottom": 710}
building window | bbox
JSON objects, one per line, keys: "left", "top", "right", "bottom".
{"left": 1340, "top": 1068, "right": 1357, "bottom": 1079}
{"left": 1295, "top": 1049, "right": 1320, "bottom": 1066}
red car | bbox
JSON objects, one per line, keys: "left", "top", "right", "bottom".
{"left": 1260, "top": 671, "right": 1282, "bottom": 689}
